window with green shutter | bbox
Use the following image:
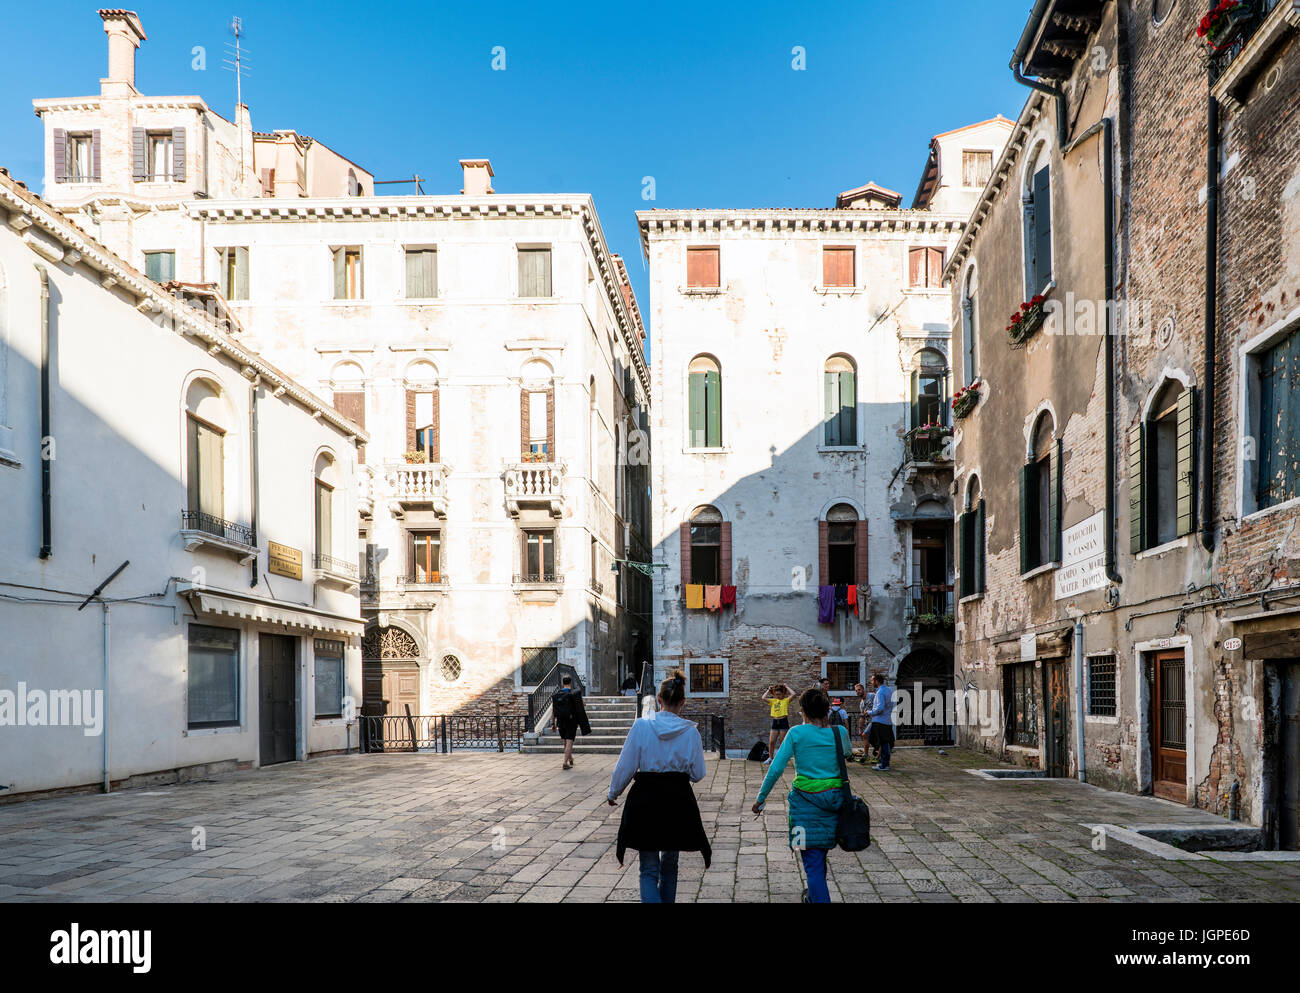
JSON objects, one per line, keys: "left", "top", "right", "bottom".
{"left": 1132, "top": 381, "right": 1197, "bottom": 552}
{"left": 688, "top": 355, "right": 722, "bottom": 448}
{"left": 405, "top": 248, "right": 438, "bottom": 298}
{"left": 1021, "top": 412, "right": 1058, "bottom": 573}
{"left": 144, "top": 250, "right": 175, "bottom": 283}
{"left": 824, "top": 355, "right": 857, "bottom": 446}
{"left": 518, "top": 247, "right": 552, "bottom": 298}
{"left": 1257, "top": 328, "right": 1300, "bottom": 511}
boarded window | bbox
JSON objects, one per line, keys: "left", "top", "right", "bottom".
{"left": 518, "top": 248, "right": 552, "bottom": 297}
{"left": 217, "top": 247, "right": 249, "bottom": 300}
{"left": 962, "top": 149, "right": 993, "bottom": 188}
{"left": 686, "top": 247, "right": 720, "bottom": 288}
{"left": 687, "top": 355, "right": 722, "bottom": 448}
{"left": 332, "top": 247, "right": 362, "bottom": 300}
{"left": 822, "top": 247, "right": 854, "bottom": 288}
{"left": 144, "top": 250, "right": 175, "bottom": 283}
{"left": 405, "top": 248, "right": 438, "bottom": 298}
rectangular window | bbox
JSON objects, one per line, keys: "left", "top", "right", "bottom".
{"left": 144, "top": 250, "right": 175, "bottom": 283}
{"left": 405, "top": 248, "right": 438, "bottom": 298}
{"left": 67, "top": 133, "right": 93, "bottom": 182}
{"left": 186, "top": 414, "right": 224, "bottom": 521}
{"left": 315, "top": 480, "right": 333, "bottom": 558}
{"left": 408, "top": 530, "right": 441, "bottom": 583}
{"left": 147, "top": 131, "right": 173, "bottom": 181}
{"left": 1257, "top": 327, "right": 1300, "bottom": 511}
{"left": 822, "top": 247, "right": 854, "bottom": 288}
{"left": 314, "top": 639, "right": 344, "bottom": 719}
{"left": 413, "top": 390, "right": 437, "bottom": 460}
{"left": 217, "top": 247, "right": 249, "bottom": 301}
{"left": 688, "top": 661, "right": 726, "bottom": 695}
{"left": 520, "top": 646, "right": 556, "bottom": 687}
{"left": 1087, "top": 655, "right": 1117, "bottom": 717}
{"left": 522, "top": 529, "right": 555, "bottom": 582}
{"left": 518, "top": 248, "right": 552, "bottom": 298}
{"left": 188, "top": 624, "right": 239, "bottom": 729}
{"left": 908, "top": 247, "right": 946, "bottom": 289}
{"left": 527, "top": 391, "right": 549, "bottom": 457}
{"left": 827, "top": 523, "right": 857, "bottom": 586}
{"left": 1003, "top": 662, "right": 1038, "bottom": 747}
{"left": 332, "top": 247, "right": 363, "bottom": 300}
{"left": 824, "top": 659, "right": 860, "bottom": 693}
{"left": 689, "top": 523, "right": 721, "bottom": 586}
{"left": 686, "top": 247, "right": 720, "bottom": 288}
{"left": 962, "top": 150, "right": 993, "bottom": 188}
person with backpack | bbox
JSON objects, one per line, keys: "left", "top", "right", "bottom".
{"left": 607, "top": 670, "right": 710, "bottom": 903}
{"left": 751, "top": 687, "right": 853, "bottom": 903}
{"left": 550, "top": 674, "right": 591, "bottom": 770}
{"left": 828, "top": 697, "right": 849, "bottom": 728}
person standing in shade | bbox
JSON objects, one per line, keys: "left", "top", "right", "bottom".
{"left": 866, "top": 673, "right": 895, "bottom": 771}
{"left": 550, "top": 675, "right": 591, "bottom": 771}
{"left": 853, "top": 682, "right": 874, "bottom": 764}
{"left": 607, "top": 670, "right": 710, "bottom": 903}
{"left": 762, "top": 683, "right": 796, "bottom": 764}
{"left": 751, "top": 687, "right": 853, "bottom": 903}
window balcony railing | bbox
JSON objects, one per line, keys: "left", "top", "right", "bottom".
{"left": 908, "top": 584, "right": 955, "bottom": 632}
{"left": 180, "top": 510, "right": 258, "bottom": 561}
{"left": 313, "top": 553, "right": 358, "bottom": 579}
{"left": 904, "top": 425, "right": 954, "bottom": 467}
{"left": 398, "top": 573, "right": 448, "bottom": 588}
{"left": 387, "top": 461, "right": 449, "bottom": 515}
{"left": 1209, "top": 0, "right": 1283, "bottom": 82}
{"left": 504, "top": 461, "right": 566, "bottom": 518}
{"left": 512, "top": 572, "right": 565, "bottom": 586}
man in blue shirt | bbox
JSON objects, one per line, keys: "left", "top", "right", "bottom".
{"left": 866, "top": 673, "right": 895, "bottom": 771}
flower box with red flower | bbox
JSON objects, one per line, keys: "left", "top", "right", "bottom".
{"left": 1007, "top": 294, "right": 1048, "bottom": 347}
{"left": 952, "top": 380, "right": 983, "bottom": 420}
{"left": 1197, "top": 0, "right": 1252, "bottom": 53}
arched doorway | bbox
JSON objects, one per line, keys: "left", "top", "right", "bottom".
{"left": 362, "top": 624, "right": 421, "bottom": 750}
{"left": 895, "top": 649, "right": 954, "bottom": 745}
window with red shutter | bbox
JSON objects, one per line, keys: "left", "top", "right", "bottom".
{"left": 686, "top": 247, "right": 720, "bottom": 288}
{"left": 823, "top": 247, "right": 854, "bottom": 288}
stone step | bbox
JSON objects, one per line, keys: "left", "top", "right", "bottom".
{"left": 530, "top": 734, "right": 629, "bottom": 746}
{"left": 521, "top": 743, "right": 625, "bottom": 755}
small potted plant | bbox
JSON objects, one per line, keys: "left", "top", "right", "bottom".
{"left": 952, "top": 380, "right": 983, "bottom": 420}
{"left": 1007, "top": 293, "right": 1048, "bottom": 347}
{"left": 403, "top": 450, "right": 427, "bottom": 465}
{"left": 1198, "top": 0, "right": 1252, "bottom": 53}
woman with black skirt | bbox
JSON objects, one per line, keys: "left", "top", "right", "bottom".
{"left": 606, "top": 670, "right": 710, "bottom": 903}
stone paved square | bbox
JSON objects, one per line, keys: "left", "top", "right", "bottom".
{"left": 1, "top": 748, "right": 1297, "bottom": 903}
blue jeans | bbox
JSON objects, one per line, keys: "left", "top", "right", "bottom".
{"left": 639, "top": 850, "right": 679, "bottom": 903}
{"left": 800, "top": 847, "right": 831, "bottom": 903}
{"left": 878, "top": 739, "right": 892, "bottom": 768}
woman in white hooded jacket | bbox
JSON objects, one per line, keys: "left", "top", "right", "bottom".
{"left": 606, "top": 670, "right": 710, "bottom": 903}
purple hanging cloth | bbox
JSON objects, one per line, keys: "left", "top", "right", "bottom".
{"left": 817, "top": 585, "right": 836, "bottom": 624}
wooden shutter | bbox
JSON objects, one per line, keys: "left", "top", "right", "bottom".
{"left": 908, "top": 247, "right": 925, "bottom": 287}
{"left": 172, "top": 127, "right": 186, "bottom": 182}
{"left": 687, "top": 247, "right": 719, "bottom": 288}
{"left": 520, "top": 387, "right": 529, "bottom": 458}
{"left": 688, "top": 372, "right": 706, "bottom": 448}
{"left": 959, "top": 511, "right": 975, "bottom": 599}
{"left": 200, "top": 425, "right": 224, "bottom": 518}
{"left": 333, "top": 248, "right": 346, "bottom": 299}
{"left": 406, "top": 389, "right": 417, "bottom": 453}
{"left": 1129, "top": 423, "right": 1146, "bottom": 554}
{"left": 680, "top": 523, "right": 692, "bottom": 585}
{"left": 546, "top": 387, "right": 555, "bottom": 458}
{"left": 720, "top": 522, "right": 732, "bottom": 586}
{"left": 234, "top": 247, "right": 249, "bottom": 300}
{"left": 1049, "top": 438, "right": 1063, "bottom": 563}
{"left": 1033, "top": 167, "right": 1052, "bottom": 290}
{"left": 976, "top": 499, "right": 987, "bottom": 594}
{"left": 91, "top": 130, "right": 101, "bottom": 182}
{"left": 961, "top": 299, "right": 975, "bottom": 385}
{"left": 927, "top": 248, "right": 945, "bottom": 288}
{"left": 823, "top": 248, "right": 852, "bottom": 287}
{"left": 855, "top": 520, "right": 869, "bottom": 588}
{"left": 705, "top": 370, "right": 721, "bottom": 447}
{"left": 430, "top": 387, "right": 441, "bottom": 463}
{"left": 316, "top": 481, "right": 332, "bottom": 558}
{"left": 824, "top": 371, "right": 839, "bottom": 446}
{"left": 53, "top": 128, "right": 66, "bottom": 183}
{"left": 260, "top": 168, "right": 275, "bottom": 197}
{"left": 818, "top": 521, "right": 830, "bottom": 587}
{"left": 1019, "top": 463, "right": 1036, "bottom": 574}
{"left": 841, "top": 368, "right": 856, "bottom": 444}
{"left": 333, "top": 390, "right": 366, "bottom": 464}
{"left": 909, "top": 370, "right": 920, "bottom": 429}
{"left": 1176, "top": 388, "right": 1196, "bottom": 537}
{"left": 132, "top": 128, "right": 146, "bottom": 181}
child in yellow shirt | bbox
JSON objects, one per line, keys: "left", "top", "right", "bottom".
{"left": 761, "top": 683, "right": 796, "bottom": 765}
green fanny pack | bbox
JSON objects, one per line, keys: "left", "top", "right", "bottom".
{"left": 792, "top": 775, "right": 842, "bottom": 793}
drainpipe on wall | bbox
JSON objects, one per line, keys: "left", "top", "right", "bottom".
{"left": 1102, "top": 116, "right": 1122, "bottom": 586}
{"left": 1010, "top": 0, "right": 1069, "bottom": 149}
{"left": 1074, "top": 617, "right": 1087, "bottom": 782}
{"left": 102, "top": 603, "right": 111, "bottom": 793}
{"left": 1201, "top": 95, "right": 1219, "bottom": 553}
{"left": 249, "top": 378, "right": 260, "bottom": 588}
{"left": 35, "top": 263, "right": 52, "bottom": 559}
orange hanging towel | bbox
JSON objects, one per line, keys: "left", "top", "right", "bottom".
{"left": 704, "top": 585, "right": 722, "bottom": 611}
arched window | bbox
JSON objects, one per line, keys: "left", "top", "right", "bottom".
{"left": 405, "top": 361, "right": 439, "bottom": 463}
{"left": 961, "top": 266, "right": 979, "bottom": 385}
{"left": 824, "top": 355, "right": 857, "bottom": 446}
{"left": 347, "top": 169, "right": 360, "bottom": 196}
{"left": 959, "top": 475, "right": 986, "bottom": 598}
{"left": 1023, "top": 145, "right": 1053, "bottom": 297}
{"left": 520, "top": 359, "right": 553, "bottom": 462}
{"left": 314, "top": 452, "right": 336, "bottom": 561}
{"left": 681, "top": 505, "right": 729, "bottom": 588}
{"left": 329, "top": 361, "right": 366, "bottom": 464}
{"left": 1131, "top": 380, "right": 1195, "bottom": 551}
{"left": 688, "top": 355, "right": 722, "bottom": 448}
{"left": 1020, "top": 411, "right": 1060, "bottom": 572}
{"left": 819, "top": 503, "right": 866, "bottom": 587}
{"left": 911, "top": 348, "right": 950, "bottom": 429}
{"left": 184, "top": 378, "right": 231, "bottom": 532}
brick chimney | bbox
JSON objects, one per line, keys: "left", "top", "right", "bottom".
{"left": 99, "top": 9, "right": 147, "bottom": 96}
{"left": 460, "top": 159, "right": 494, "bottom": 195}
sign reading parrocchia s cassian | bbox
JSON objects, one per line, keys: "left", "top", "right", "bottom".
{"left": 1054, "top": 512, "right": 1107, "bottom": 600}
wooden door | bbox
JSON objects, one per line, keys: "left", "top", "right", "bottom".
{"left": 258, "top": 634, "right": 298, "bottom": 766}
{"left": 1042, "top": 661, "right": 1070, "bottom": 777}
{"left": 361, "top": 661, "right": 420, "bottom": 750}
{"left": 1151, "top": 651, "right": 1187, "bottom": 801}
{"left": 1281, "top": 663, "right": 1299, "bottom": 850}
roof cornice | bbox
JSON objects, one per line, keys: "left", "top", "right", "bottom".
{"left": 0, "top": 175, "right": 367, "bottom": 442}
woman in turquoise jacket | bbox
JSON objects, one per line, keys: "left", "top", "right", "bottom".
{"left": 751, "top": 687, "right": 853, "bottom": 903}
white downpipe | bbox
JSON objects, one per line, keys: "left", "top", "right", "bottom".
{"left": 102, "top": 603, "right": 112, "bottom": 794}
{"left": 1074, "top": 619, "right": 1086, "bottom": 783}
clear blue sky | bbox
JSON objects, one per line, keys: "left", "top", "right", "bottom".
{"left": 0, "top": 0, "right": 1033, "bottom": 317}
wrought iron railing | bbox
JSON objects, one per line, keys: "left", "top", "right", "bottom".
{"left": 398, "top": 573, "right": 447, "bottom": 587}
{"left": 525, "top": 661, "right": 586, "bottom": 733}
{"left": 358, "top": 711, "right": 526, "bottom": 753}
{"left": 911, "top": 583, "right": 955, "bottom": 620}
{"left": 513, "top": 572, "right": 565, "bottom": 585}
{"left": 636, "top": 659, "right": 654, "bottom": 718}
{"left": 904, "top": 426, "right": 953, "bottom": 466}
{"left": 682, "top": 713, "right": 727, "bottom": 755}
{"left": 314, "top": 553, "right": 358, "bottom": 577}
{"left": 181, "top": 510, "right": 256, "bottom": 547}
{"left": 1209, "top": 0, "right": 1281, "bottom": 83}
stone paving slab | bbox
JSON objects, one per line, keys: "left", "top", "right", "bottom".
{"left": 0, "top": 748, "right": 1297, "bottom": 903}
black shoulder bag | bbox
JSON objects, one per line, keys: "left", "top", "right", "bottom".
{"left": 832, "top": 725, "right": 871, "bottom": 851}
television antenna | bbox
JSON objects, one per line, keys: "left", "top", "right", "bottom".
{"left": 222, "top": 16, "right": 252, "bottom": 172}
